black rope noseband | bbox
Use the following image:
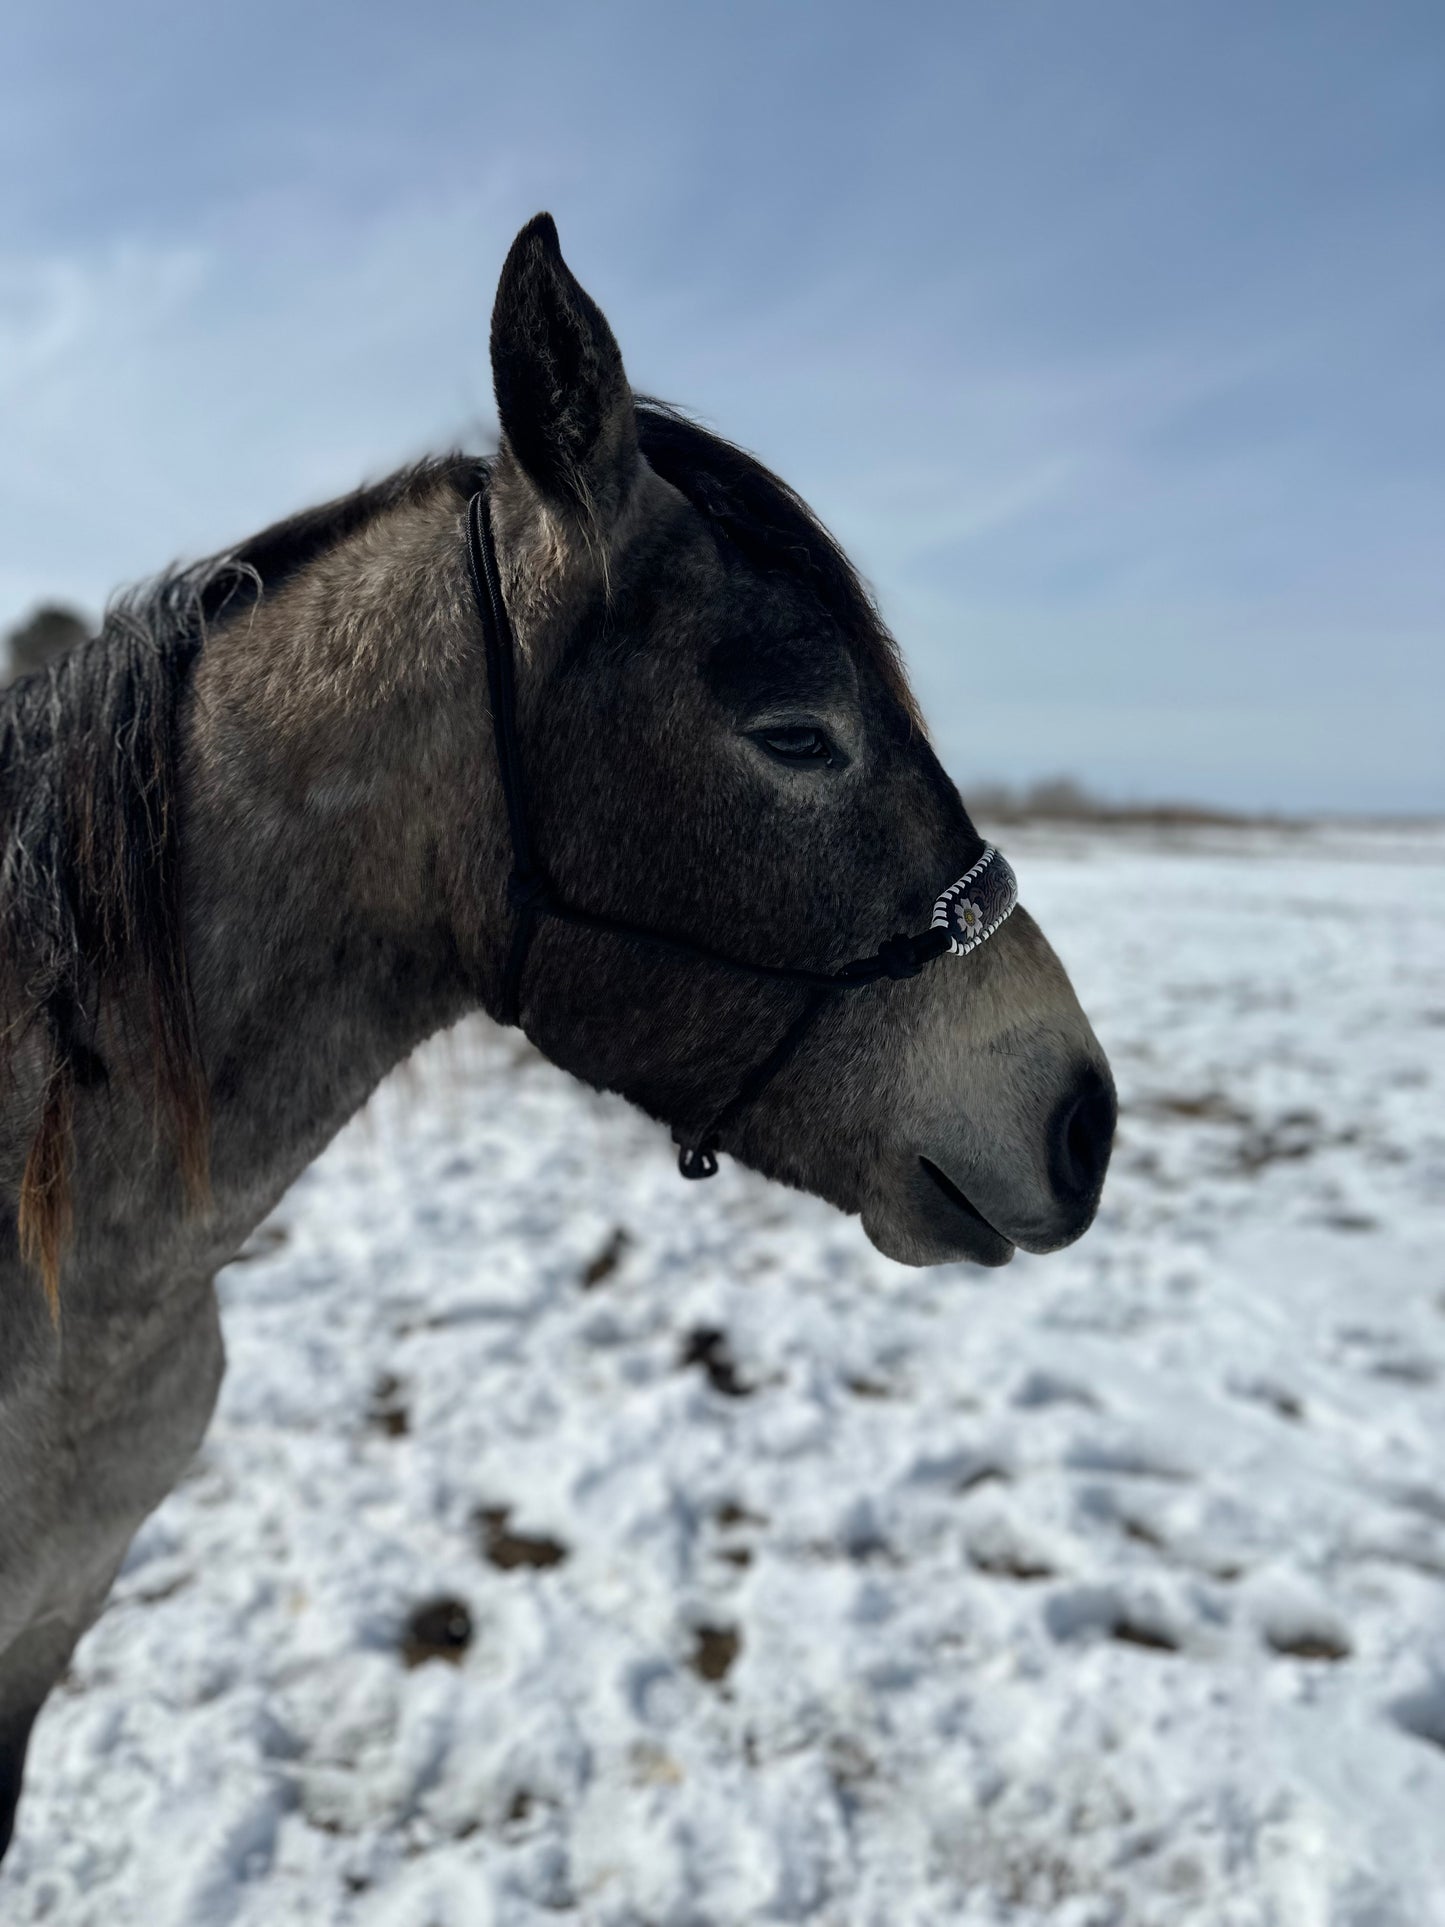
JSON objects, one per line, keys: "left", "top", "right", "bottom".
{"left": 464, "top": 484, "right": 1017, "bottom": 1179}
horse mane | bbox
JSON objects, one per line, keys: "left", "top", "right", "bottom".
{"left": 0, "top": 457, "right": 478, "bottom": 1312}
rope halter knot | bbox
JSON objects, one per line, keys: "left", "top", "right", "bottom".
{"left": 875, "top": 933, "right": 930, "bottom": 981}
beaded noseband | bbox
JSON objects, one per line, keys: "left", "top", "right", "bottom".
{"left": 465, "top": 483, "right": 1019, "bottom": 1179}
{"left": 931, "top": 844, "right": 1018, "bottom": 955}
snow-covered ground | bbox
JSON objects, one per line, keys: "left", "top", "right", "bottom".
{"left": 8, "top": 820, "right": 1445, "bottom": 1927}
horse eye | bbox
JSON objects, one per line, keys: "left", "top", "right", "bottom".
{"left": 756, "top": 726, "right": 835, "bottom": 766}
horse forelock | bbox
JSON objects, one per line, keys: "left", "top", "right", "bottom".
{"left": 633, "top": 401, "right": 924, "bottom": 737}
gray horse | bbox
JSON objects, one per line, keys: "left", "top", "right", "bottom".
{"left": 0, "top": 215, "right": 1114, "bottom": 1859}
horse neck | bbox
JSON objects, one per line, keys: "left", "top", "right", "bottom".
{"left": 0, "top": 484, "right": 512, "bottom": 1378}
{"left": 174, "top": 490, "right": 503, "bottom": 1235}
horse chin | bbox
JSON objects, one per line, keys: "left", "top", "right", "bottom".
{"left": 861, "top": 1158, "right": 1017, "bottom": 1270}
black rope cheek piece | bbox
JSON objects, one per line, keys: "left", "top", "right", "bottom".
{"left": 464, "top": 484, "right": 1017, "bottom": 1180}
{"left": 468, "top": 484, "right": 549, "bottom": 1025}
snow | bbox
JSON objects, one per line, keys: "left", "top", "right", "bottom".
{"left": 8, "top": 819, "right": 1445, "bottom": 1927}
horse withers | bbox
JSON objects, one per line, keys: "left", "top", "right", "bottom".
{"left": 0, "top": 215, "right": 1114, "bottom": 1859}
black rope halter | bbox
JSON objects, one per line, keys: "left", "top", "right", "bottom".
{"left": 464, "top": 483, "right": 1018, "bottom": 1179}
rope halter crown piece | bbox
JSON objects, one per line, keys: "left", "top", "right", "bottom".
{"left": 464, "top": 482, "right": 1021, "bottom": 1179}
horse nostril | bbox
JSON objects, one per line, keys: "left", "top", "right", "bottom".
{"left": 1049, "top": 1068, "right": 1116, "bottom": 1209}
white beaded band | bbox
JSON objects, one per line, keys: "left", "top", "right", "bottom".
{"left": 930, "top": 844, "right": 1019, "bottom": 957}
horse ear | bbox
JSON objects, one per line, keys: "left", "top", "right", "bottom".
{"left": 490, "top": 213, "right": 639, "bottom": 525}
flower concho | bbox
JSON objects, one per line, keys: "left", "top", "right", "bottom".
{"left": 930, "top": 845, "right": 1020, "bottom": 957}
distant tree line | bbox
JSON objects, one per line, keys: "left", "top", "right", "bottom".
{"left": 967, "top": 774, "right": 1255, "bottom": 828}
{"left": 1, "top": 605, "right": 91, "bottom": 686}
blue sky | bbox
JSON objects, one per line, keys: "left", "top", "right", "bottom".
{"left": 3, "top": 1, "right": 1441, "bottom": 811}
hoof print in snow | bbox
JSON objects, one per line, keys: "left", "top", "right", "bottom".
{"left": 1389, "top": 1681, "right": 1445, "bottom": 1751}
{"left": 1111, "top": 1619, "right": 1181, "bottom": 1652}
{"left": 477, "top": 1505, "right": 569, "bottom": 1571}
{"left": 680, "top": 1326, "right": 753, "bottom": 1397}
{"left": 1368, "top": 1356, "right": 1439, "bottom": 1387}
{"left": 1145, "top": 1090, "right": 1249, "bottom": 1125}
{"left": 1065, "top": 1439, "right": 1189, "bottom": 1483}
{"left": 503, "top": 1788, "right": 540, "bottom": 1832}
{"left": 713, "top": 1500, "right": 767, "bottom": 1569}
{"left": 715, "top": 1500, "right": 768, "bottom": 1530}
{"left": 1228, "top": 1375, "right": 1305, "bottom": 1423}
{"left": 1266, "top": 1627, "right": 1351, "bottom": 1662}
{"left": 1232, "top": 1110, "right": 1338, "bottom": 1175}
{"left": 1256, "top": 1581, "right": 1351, "bottom": 1661}
{"left": 1044, "top": 1585, "right": 1180, "bottom": 1652}
{"left": 401, "top": 1595, "right": 473, "bottom": 1668}
{"left": 581, "top": 1226, "right": 631, "bottom": 1288}
{"left": 369, "top": 1372, "right": 410, "bottom": 1437}
{"left": 689, "top": 1624, "right": 741, "bottom": 1684}
{"left": 1010, "top": 1369, "right": 1099, "bottom": 1410}
{"left": 970, "top": 1546, "right": 1055, "bottom": 1582}
{"left": 956, "top": 1462, "right": 1010, "bottom": 1495}
{"left": 1323, "top": 1211, "right": 1378, "bottom": 1233}
{"left": 1120, "top": 1515, "right": 1168, "bottom": 1551}
{"left": 845, "top": 1374, "right": 894, "bottom": 1399}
